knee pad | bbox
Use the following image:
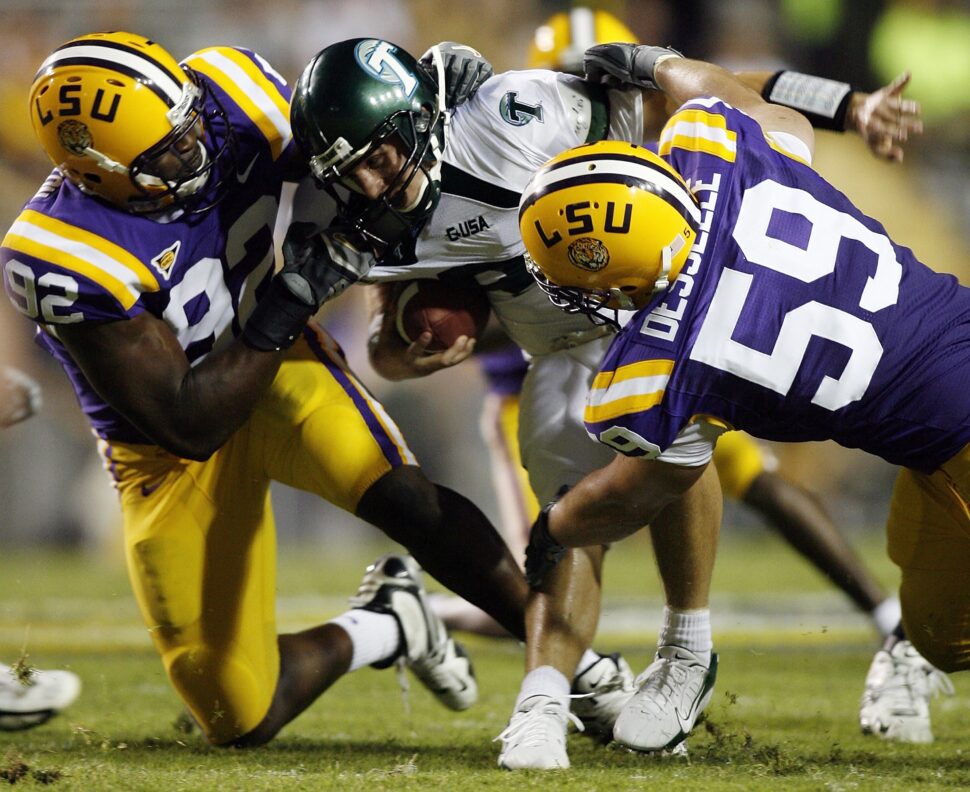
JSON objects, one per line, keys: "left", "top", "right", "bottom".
{"left": 164, "top": 643, "right": 274, "bottom": 745}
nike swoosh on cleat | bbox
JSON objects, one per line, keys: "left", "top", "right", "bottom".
{"left": 237, "top": 154, "right": 259, "bottom": 183}
{"left": 673, "top": 704, "right": 697, "bottom": 736}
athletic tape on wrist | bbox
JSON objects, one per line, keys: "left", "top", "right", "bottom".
{"left": 762, "top": 70, "right": 856, "bottom": 131}
{"left": 241, "top": 278, "right": 313, "bottom": 352}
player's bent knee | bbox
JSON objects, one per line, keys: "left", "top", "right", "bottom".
{"left": 164, "top": 644, "right": 274, "bottom": 745}
{"left": 357, "top": 465, "right": 442, "bottom": 540}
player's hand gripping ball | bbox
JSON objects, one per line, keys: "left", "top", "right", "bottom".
{"left": 395, "top": 280, "right": 491, "bottom": 352}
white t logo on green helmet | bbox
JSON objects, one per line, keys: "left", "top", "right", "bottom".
{"left": 356, "top": 39, "right": 417, "bottom": 98}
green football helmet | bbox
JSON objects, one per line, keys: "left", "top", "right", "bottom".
{"left": 290, "top": 38, "right": 446, "bottom": 257}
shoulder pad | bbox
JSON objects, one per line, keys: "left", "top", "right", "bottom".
{"left": 554, "top": 74, "right": 609, "bottom": 143}
{"left": 659, "top": 98, "right": 740, "bottom": 163}
{"left": 184, "top": 47, "right": 292, "bottom": 160}
{"left": 2, "top": 209, "right": 158, "bottom": 322}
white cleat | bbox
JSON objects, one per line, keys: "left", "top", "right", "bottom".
{"left": 350, "top": 554, "right": 477, "bottom": 711}
{"left": 496, "top": 694, "right": 584, "bottom": 770}
{"left": 571, "top": 652, "right": 636, "bottom": 741}
{"left": 0, "top": 663, "right": 81, "bottom": 731}
{"left": 859, "top": 640, "right": 954, "bottom": 744}
{"left": 613, "top": 646, "right": 717, "bottom": 752}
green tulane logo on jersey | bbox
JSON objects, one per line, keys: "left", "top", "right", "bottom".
{"left": 500, "top": 92, "right": 544, "bottom": 126}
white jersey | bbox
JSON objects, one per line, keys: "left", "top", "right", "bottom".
{"left": 293, "top": 69, "right": 644, "bottom": 357}
{"left": 290, "top": 69, "right": 645, "bottom": 500}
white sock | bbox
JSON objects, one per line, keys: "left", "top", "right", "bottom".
{"left": 328, "top": 610, "right": 402, "bottom": 672}
{"left": 659, "top": 606, "right": 712, "bottom": 666}
{"left": 574, "top": 649, "right": 602, "bottom": 678}
{"left": 515, "top": 665, "right": 570, "bottom": 710}
{"left": 871, "top": 596, "right": 902, "bottom": 638}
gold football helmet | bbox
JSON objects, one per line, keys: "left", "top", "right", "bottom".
{"left": 519, "top": 140, "right": 700, "bottom": 321}
{"left": 29, "top": 31, "right": 234, "bottom": 213}
{"left": 527, "top": 7, "right": 638, "bottom": 75}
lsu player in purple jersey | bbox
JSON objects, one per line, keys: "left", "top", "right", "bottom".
{"left": 288, "top": 33, "right": 928, "bottom": 769}
{"left": 519, "top": 44, "right": 968, "bottom": 753}
{"left": 438, "top": 7, "right": 907, "bottom": 657}
{"left": 0, "top": 31, "right": 532, "bottom": 747}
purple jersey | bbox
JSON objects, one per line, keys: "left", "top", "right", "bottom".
{"left": 479, "top": 345, "right": 529, "bottom": 395}
{"left": 2, "top": 47, "right": 294, "bottom": 443}
{"left": 585, "top": 98, "right": 970, "bottom": 473}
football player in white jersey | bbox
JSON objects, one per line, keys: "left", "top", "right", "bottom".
{"left": 286, "top": 36, "right": 925, "bottom": 768}
{"left": 1, "top": 32, "right": 529, "bottom": 747}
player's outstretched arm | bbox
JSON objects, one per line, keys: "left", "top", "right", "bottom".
{"left": 739, "top": 70, "right": 921, "bottom": 162}
{"left": 585, "top": 44, "right": 814, "bottom": 156}
{"left": 586, "top": 45, "right": 921, "bottom": 163}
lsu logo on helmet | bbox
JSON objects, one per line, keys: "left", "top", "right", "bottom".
{"left": 519, "top": 140, "right": 700, "bottom": 314}
{"left": 567, "top": 237, "right": 609, "bottom": 272}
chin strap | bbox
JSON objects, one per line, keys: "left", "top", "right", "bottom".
{"left": 426, "top": 43, "right": 452, "bottom": 146}
{"left": 653, "top": 234, "right": 686, "bottom": 295}
{"left": 427, "top": 44, "right": 448, "bottom": 118}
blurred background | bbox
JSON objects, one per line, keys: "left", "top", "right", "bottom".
{"left": 0, "top": 0, "right": 968, "bottom": 564}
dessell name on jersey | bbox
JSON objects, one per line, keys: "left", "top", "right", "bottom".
{"left": 639, "top": 172, "right": 722, "bottom": 343}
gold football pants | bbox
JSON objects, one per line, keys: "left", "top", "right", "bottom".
{"left": 99, "top": 326, "right": 416, "bottom": 743}
{"left": 712, "top": 431, "right": 773, "bottom": 501}
{"left": 887, "top": 443, "right": 970, "bottom": 671}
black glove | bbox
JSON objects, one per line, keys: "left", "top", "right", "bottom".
{"left": 584, "top": 43, "right": 683, "bottom": 90}
{"left": 419, "top": 41, "right": 493, "bottom": 109}
{"left": 242, "top": 222, "right": 369, "bottom": 351}
{"left": 280, "top": 222, "right": 367, "bottom": 305}
{"left": 525, "top": 501, "right": 567, "bottom": 589}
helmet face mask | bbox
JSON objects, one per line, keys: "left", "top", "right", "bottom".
{"left": 291, "top": 38, "right": 445, "bottom": 258}
{"left": 30, "top": 32, "right": 237, "bottom": 214}
{"left": 519, "top": 141, "right": 701, "bottom": 324}
{"left": 333, "top": 119, "right": 441, "bottom": 259}
{"left": 524, "top": 251, "right": 623, "bottom": 328}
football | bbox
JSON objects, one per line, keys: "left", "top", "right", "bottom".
{"left": 394, "top": 279, "right": 491, "bottom": 352}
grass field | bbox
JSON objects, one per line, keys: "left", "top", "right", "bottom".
{"left": 1, "top": 531, "right": 966, "bottom": 791}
